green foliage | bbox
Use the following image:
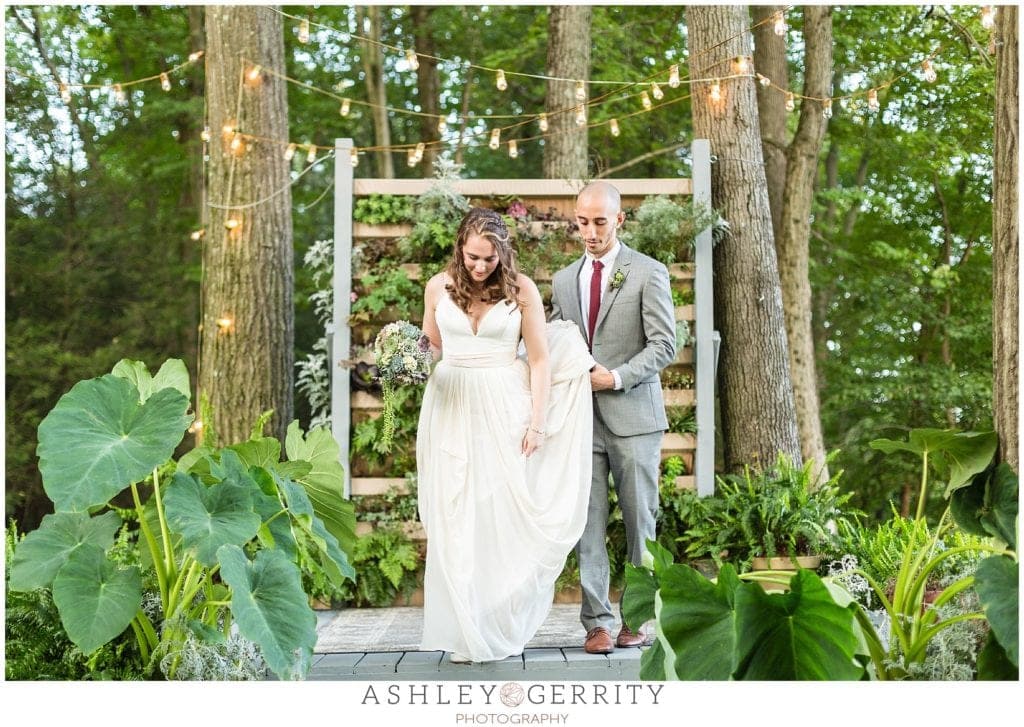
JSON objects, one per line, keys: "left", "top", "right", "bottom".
{"left": 337, "top": 527, "right": 423, "bottom": 607}
{"left": 8, "top": 358, "right": 356, "bottom": 680}
{"left": 353, "top": 194, "right": 414, "bottom": 225}
{"left": 666, "top": 406, "right": 697, "bottom": 435}
{"left": 621, "top": 196, "right": 720, "bottom": 265}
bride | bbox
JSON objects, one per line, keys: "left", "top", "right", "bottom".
{"left": 416, "top": 207, "right": 594, "bottom": 663}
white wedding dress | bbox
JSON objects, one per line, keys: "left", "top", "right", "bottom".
{"left": 416, "top": 292, "right": 594, "bottom": 661}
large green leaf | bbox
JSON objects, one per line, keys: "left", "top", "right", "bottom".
{"left": 977, "top": 631, "right": 1019, "bottom": 680}
{"left": 284, "top": 421, "right": 357, "bottom": 554}
{"left": 656, "top": 562, "right": 739, "bottom": 680}
{"left": 51, "top": 544, "right": 142, "bottom": 655}
{"left": 623, "top": 562, "right": 658, "bottom": 630}
{"left": 869, "top": 429, "right": 997, "bottom": 495}
{"left": 9, "top": 511, "right": 121, "bottom": 591}
{"left": 276, "top": 472, "right": 355, "bottom": 582}
{"left": 217, "top": 544, "right": 316, "bottom": 680}
{"left": 37, "top": 375, "right": 192, "bottom": 512}
{"left": 111, "top": 358, "right": 191, "bottom": 404}
{"left": 248, "top": 466, "right": 298, "bottom": 559}
{"left": 229, "top": 437, "right": 282, "bottom": 471}
{"left": 733, "top": 570, "right": 863, "bottom": 680}
{"left": 163, "top": 472, "right": 262, "bottom": 566}
{"left": 639, "top": 636, "right": 667, "bottom": 680}
{"left": 952, "top": 463, "right": 1018, "bottom": 550}
{"left": 975, "top": 554, "right": 1019, "bottom": 667}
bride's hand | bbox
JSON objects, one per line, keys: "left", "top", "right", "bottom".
{"left": 522, "top": 428, "right": 545, "bottom": 457}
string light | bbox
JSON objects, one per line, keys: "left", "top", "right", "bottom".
{"left": 284, "top": 142, "right": 297, "bottom": 160}
{"left": 734, "top": 56, "right": 750, "bottom": 74}
{"left": 246, "top": 65, "right": 262, "bottom": 86}
{"left": 774, "top": 12, "right": 787, "bottom": 36}
{"left": 575, "top": 104, "right": 587, "bottom": 126}
{"left": 339, "top": 98, "right": 351, "bottom": 116}
{"left": 609, "top": 118, "right": 620, "bottom": 137}
{"left": 160, "top": 72, "right": 171, "bottom": 91}
{"left": 112, "top": 83, "right": 126, "bottom": 104}
{"left": 190, "top": 229, "right": 205, "bottom": 241}
{"left": 306, "top": 144, "right": 317, "bottom": 163}
{"left": 215, "top": 317, "right": 234, "bottom": 332}
{"left": 538, "top": 113, "right": 548, "bottom": 132}
{"left": 757, "top": 73, "right": 771, "bottom": 88}
{"left": 575, "top": 80, "right": 586, "bottom": 101}
{"left": 508, "top": 139, "right": 518, "bottom": 159}
{"left": 921, "top": 59, "right": 937, "bottom": 83}
{"left": 489, "top": 128, "right": 501, "bottom": 150}
{"left": 229, "top": 133, "right": 244, "bottom": 155}
{"left": 668, "top": 64, "right": 680, "bottom": 89}
{"left": 640, "top": 91, "right": 652, "bottom": 110}
{"left": 651, "top": 82, "right": 664, "bottom": 100}
{"left": 59, "top": 82, "right": 71, "bottom": 103}
{"left": 188, "top": 420, "right": 204, "bottom": 434}
{"left": 864, "top": 89, "right": 880, "bottom": 113}
{"left": 349, "top": 147, "right": 359, "bottom": 167}
{"left": 785, "top": 91, "right": 795, "bottom": 112}
{"left": 298, "top": 18, "right": 310, "bottom": 44}
{"left": 405, "top": 49, "right": 419, "bottom": 71}
{"left": 981, "top": 6, "right": 995, "bottom": 30}
{"left": 437, "top": 117, "right": 447, "bottom": 134}
{"left": 414, "top": 142, "right": 425, "bottom": 163}
{"left": 188, "top": 50, "right": 203, "bottom": 63}
{"left": 406, "top": 148, "right": 417, "bottom": 167}
{"left": 496, "top": 69, "right": 507, "bottom": 91}
{"left": 200, "top": 127, "right": 210, "bottom": 142}
{"left": 224, "top": 217, "right": 241, "bottom": 232}
{"left": 822, "top": 98, "right": 833, "bottom": 119}
{"left": 710, "top": 80, "right": 723, "bottom": 104}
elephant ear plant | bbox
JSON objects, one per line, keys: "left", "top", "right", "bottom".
{"left": 8, "top": 359, "right": 356, "bottom": 680}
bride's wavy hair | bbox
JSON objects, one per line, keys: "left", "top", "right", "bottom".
{"left": 445, "top": 207, "right": 521, "bottom": 313}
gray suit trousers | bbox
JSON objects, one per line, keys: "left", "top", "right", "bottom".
{"left": 577, "top": 403, "right": 662, "bottom": 632}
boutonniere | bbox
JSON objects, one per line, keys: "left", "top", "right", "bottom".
{"left": 610, "top": 269, "right": 626, "bottom": 291}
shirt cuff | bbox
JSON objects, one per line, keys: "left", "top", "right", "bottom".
{"left": 612, "top": 369, "right": 623, "bottom": 391}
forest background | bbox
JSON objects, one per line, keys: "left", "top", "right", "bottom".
{"left": 4, "top": 4, "right": 1007, "bottom": 529}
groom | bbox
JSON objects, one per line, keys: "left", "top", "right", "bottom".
{"left": 549, "top": 181, "right": 677, "bottom": 654}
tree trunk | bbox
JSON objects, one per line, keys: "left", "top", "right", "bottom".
{"left": 993, "top": 5, "right": 1018, "bottom": 470}
{"left": 687, "top": 4, "right": 802, "bottom": 472}
{"left": 182, "top": 4, "right": 205, "bottom": 384}
{"left": 358, "top": 6, "right": 394, "bottom": 178}
{"left": 776, "top": 6, "right": 832, "bottom": 482}
{"left": 751, "top": 5, "right": 789, "bottom": 242}
{"left": 200, "top": 5, "right": 294, "bottom": 446}
{"left": 543, "top": 5, "right": 591, "bottom": 179}
{"left": 411, "top": 5, "right": 440, "bottom": 176}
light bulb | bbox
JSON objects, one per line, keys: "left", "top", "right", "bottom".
{"left": 710, "top": 81, "right": 722, "bottom": 104}
{"left": 609, "top": 118, "right": 620, "bottom": 137}
{"left": 298, "top": 18, "right": 310, "bottom": 44}
{"left": 822, "top": 98, "right": 833, "bottom": 119}
{"left": 651, "top": 82, "right": 664, "bottom": 100}
{"left": 190, "top": 229, "right": 205, "bottom": 241}
{"left": 407, "top": 148, "right": 417, "bottom": 167}
{"left": 668, "top": 64, "right": 680, "bottom": 89}
{"left": 405, "top": 49, "right": 419, "bottom": 71}
{"left": 246, "top": 65, "right": 262, "bottom": 85}
{"left": 222, "top": 122, "right": 234, "bottom": 136}
{"left": 59, "top": 82, "right": 71, "bottom": 103}
{"left": 867, "top": 88, "right": 880, "bottom": 113}
{"left": 575, "top": 80, "right": 586, "bottom": 101}
{"left": 215, "top": 316, "right": 234, "bottom": 330}
{"left": 757, "top": 73, "right": 771, "bottom": 88}
{"left": 437, "top": 117, "right": 447, "bottom": 134}
{"left": 922, "top": 59, "right": 936, "bottom": 83}
{"left": 339, "top": 98, "right": 351, "bottom": 116}
{"left": 489, "top": 128, "right": 501, "bottom": 150}
{"left": 785, "top": 91, "right": 795, "bottom": 112}
{"left": 538, "top": 114, "right": 548, "bottom": 132}
{"left": 112, "top": 83, "right": 126, "bottom": 104}
{"left": 575, "top": 104, "right": 587, "bottom": 126}
{"left": 200, "top": 127, "right": 210, "bottom": 142}
{"left": 641, "top": 91, "right": 652, "bottom": 110}
{"left": 496, "top": 70, "right": 507, "bottom": 91}
{"left": 188, "top": 420, "right": 204, "bottom": 434}
{"left": 508, "top": 139, "right": 518, "bottom": 159}
{"left": 160, "top": 72, "right": 171, "bottom": 92}
{"left": 188, "top": 50, "right": 203, "bottom": 63}
{"left": 414, "top": 142, "right": 425, "bottom": 163}
{"left": 224, "top": 218, "right": 240, "bottom": 232}
{"left": 774, "top": 12, "right": 787, "bottom": 36}
{"left": 349, "top": 148, "right": 359, "bottom": 167}
{"left": 230, "top": 134, "right": 243, "bottom": 154}
{"left": 981, "top": 6, "right": 995, "bottom": 30}
{"left": 306, "top": 144, "right": 317, "bottom": 163}
{"left": 284, "top": 143, "right": 296, "bottom": 160}
{"left": 735, "top": 56, "right": 749, "bottom": 74}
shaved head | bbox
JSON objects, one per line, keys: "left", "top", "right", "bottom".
{"left": 577, "top": 181, "right": 622, "bottom": 213}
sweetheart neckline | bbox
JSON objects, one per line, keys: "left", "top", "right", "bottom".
{"left": 444, "top": 294, "right": 511, "bottom": 336}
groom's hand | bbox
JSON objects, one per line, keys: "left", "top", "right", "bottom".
{"left": 589, "top": 364, "right": 615, "bottom": 391}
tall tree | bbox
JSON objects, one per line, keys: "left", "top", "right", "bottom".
{"left": 772, "top": 6, "right": 834, "bottom": 481}
{"left": 357, "top": 6, "right": 394, "bottom": 178}
{"left": 411, "top": 5, "right": 441, "bottom": 175}
{"left": 543, "top": 5, "right": 591, "bottom": 178}
{"left": 201, "top": 4, "right": 294, "bottom": 445}
{"left": 751, "top": 5, "right": 789, "bottom": 240}
{"left": 993, "top": 5, "right": 1018, "bottom": 470}
{"left": 687, "top": 4, "right": 802, "bottom": 471}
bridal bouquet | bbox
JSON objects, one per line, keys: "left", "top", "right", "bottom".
{"left": 373, "top": 320, "right": 433, "bottom": 451}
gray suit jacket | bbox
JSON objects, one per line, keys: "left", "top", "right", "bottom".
{"left": 550, "top": 244, "right": 677, "bottom": 437}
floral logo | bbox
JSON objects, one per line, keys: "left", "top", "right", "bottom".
{"left": 610, "top": 269, "right": 626, "bottom": 291}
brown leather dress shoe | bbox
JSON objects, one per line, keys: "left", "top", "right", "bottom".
{"left": 584, "top": 627, "right": 615, "bottom": 654}
{"left": 616, "top": 624, "right": 647, "bottom": 648}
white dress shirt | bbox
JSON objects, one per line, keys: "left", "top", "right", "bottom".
{"left": 578, "top": 242, "right": 624, "bottom": 390}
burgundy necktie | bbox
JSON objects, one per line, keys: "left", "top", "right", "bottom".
{"left": 588, "top": 259, "right": 604, "bottom": 349}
